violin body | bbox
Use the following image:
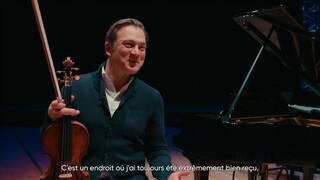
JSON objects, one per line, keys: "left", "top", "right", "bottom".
{"left": 41, "top": 121, "right": 90, "bottom": 180}
{"left": 40, "top": 58, "right": 90, "bottom": 180}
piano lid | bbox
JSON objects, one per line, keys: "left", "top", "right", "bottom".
{"left": 233, "top": 5, "right": 320, "bottom": 97}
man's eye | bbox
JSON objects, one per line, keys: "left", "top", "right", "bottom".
{"left": 123, "top": 43, "right": 134, "bottom": 48}
{"left": 139, "top": 46, "right": 146, "bottom": 51}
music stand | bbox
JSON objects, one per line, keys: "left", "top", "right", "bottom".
{"left": 222, "top": 5, "right": 320, "bottom": 123}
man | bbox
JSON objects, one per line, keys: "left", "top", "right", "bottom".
{"left": 42, "top": 18, "right": 190, "bottom": 180}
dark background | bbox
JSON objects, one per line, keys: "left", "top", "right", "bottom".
{"left": 2, "top": 0, "right": 305, "bottom": 125}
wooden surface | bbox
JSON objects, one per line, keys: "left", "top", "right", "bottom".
{"left": 0, "top": 126, "right": 319, "bottom": 180}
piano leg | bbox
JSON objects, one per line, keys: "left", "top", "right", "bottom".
{"left": 194, "top": 170, "right": 209, "bottom": 180}
{"left": 302, "top": 167, "right": 314, "bottom": 180}
{"left": 259, "top": 164, "right": 268, "bottom": 180}
{"left": 247, "top": 171, "right": 258, "bottom": 180}
{"left": 285, "top": 166, "right": 314, "bottom": 180}
{"left": 185, "top": 155, "right": 210, "bottom": 180}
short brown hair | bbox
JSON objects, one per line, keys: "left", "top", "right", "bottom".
{"left": 105, "top": 18, "right": 149, "bottom": 47}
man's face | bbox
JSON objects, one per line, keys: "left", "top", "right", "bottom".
{"left": 108, "top": 25, "right": 147, "bottom": 75}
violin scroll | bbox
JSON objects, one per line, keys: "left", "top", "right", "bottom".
{"left": 57, "top": 57, "right": 80, "bottom": 85}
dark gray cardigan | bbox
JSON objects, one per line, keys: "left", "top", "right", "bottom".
{"left": 42, "top": 62, "right": 173, "bottom": 180}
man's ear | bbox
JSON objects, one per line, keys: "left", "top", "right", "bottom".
{"left": 105, "top": 42, "right": 112, "bottom": 56}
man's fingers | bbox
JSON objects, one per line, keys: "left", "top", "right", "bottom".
{"left": 50, "top": 100, "right": 66, "bottom": 110}
{"left": 51, "top": 95, "right": 76, "bottom": 109}
{"left": 60, "top": 108, "right": 80, "bottom": 116}
{"left": 178, "top": 171, "right": 192, "bottom": 177}
{"left": 48, "top": 96, "right": 79, "bottom": 121}
{"left": 71, "top": 95, "right": 75, "bottom": 102}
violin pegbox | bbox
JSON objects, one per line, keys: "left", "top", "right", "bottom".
{"left": 57, "top": 57, "right": 80, "bottom": 85}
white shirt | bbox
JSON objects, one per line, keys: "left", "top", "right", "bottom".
{"left": 101, "top": 67, "right": 133, "bottom": 117}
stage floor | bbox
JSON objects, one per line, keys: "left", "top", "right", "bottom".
{"left": 0, "top": 126, "right": 319, "bottom": 180}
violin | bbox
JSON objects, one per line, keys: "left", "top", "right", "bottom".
{"left": 30, "top": 0, "right": 90, "bottom": 179}
{"left": 41, "top": 57, "right": 90, "bottom": 180}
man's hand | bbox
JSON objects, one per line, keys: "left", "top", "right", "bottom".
{"left": 48, "top": 95, "right": 80, "bottom": 121}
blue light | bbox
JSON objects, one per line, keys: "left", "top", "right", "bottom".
{"left": 301, "top": 0, "right": 320, "bottom": 39}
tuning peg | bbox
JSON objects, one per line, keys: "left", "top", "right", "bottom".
{"left": 58, "top": 57, "right": 81, "bottom": 84}
{"left": 72, "top": 67, "right": 80, "bottom": 71}
{"left": 71, "top": 67, "right": 80, "bottom": 81}
{"left": 56, "top": 70, "right": 65, "bottom": 74}
{"left": 74, "top": 75, "right": 80, "bottom": 81}
{"left": 57, "top": 78, "right": 65, "bottom": 85}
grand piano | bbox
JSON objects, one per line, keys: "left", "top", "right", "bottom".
{"left": 173, "top": 5, "right": 320, "bottom": 180}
